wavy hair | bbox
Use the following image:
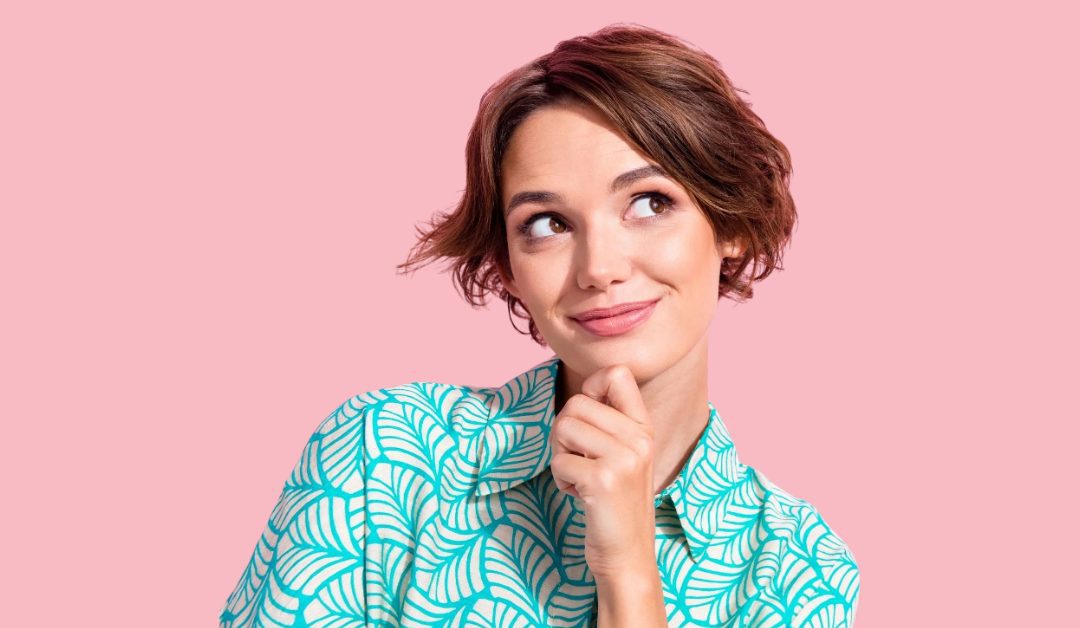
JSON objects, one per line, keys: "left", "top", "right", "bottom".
{"left": 398, "top": 22, "right": 797, "bottom": 346}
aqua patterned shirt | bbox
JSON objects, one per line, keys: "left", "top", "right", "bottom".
{"left": 220, "top": 354, "right": 860, "bottom": 626}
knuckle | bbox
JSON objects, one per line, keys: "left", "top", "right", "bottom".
{"left": 634, "top": 432, "right": 654, "bottom": 457}
{"left": 595, "top": 467, "right": 617, "bottom": 490}
{"left": 555, "top": 415, "right": 576, "bottom": 435}
{"left": 549, "top": 451, "right": 570, "bottom": 472}
{"left": 611, "top": 364, "right": 634, "bottom": 382}
{"left": 568, "top": 393, "right": 593, "bottom": 411}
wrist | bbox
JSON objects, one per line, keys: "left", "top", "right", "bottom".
{"left": 590, "top": 544, "right": 659, "bottom": 583}
{"left": 594, "top": 563, "right": 667, "bottom": 627}
{"left": 593, "top": 561, "right": 661, "bottom": 589}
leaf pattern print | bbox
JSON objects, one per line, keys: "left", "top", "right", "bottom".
{"left": 221, "top": 354, "right": 860, "bottom": 627}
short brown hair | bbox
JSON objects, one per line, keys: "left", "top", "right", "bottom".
{"left": 398, "top": 22, "right": 797, "bottom": 346}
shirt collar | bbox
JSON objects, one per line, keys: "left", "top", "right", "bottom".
{"left": 473, "top": 353, "right": 748, "bottom": 563}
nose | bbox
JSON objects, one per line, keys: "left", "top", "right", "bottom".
{"left": 575, "top": 223, "right": 633, "bottom": 291}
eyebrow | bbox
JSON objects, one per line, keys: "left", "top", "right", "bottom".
{"left": 503, "top": 164, "right": 671, "bottom": 217}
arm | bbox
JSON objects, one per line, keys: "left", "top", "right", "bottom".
{"left": 595, "top": 563, "right": 669, "bottom": 628}
{"left": 218, "top": 396, "right": 370, "bottom": 627}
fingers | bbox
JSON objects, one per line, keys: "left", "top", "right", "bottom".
{"left": 550, "top": 398, "right": 625, "bottom": 492}
{"left": 548, "top": 364, "right": 656, "bottom": 498}
{"left": 557, "top": 394, "right": 639, "bottom": 438}
{"left": 552, "top": 413, "right": 625, "bottom": 460}
{"left": 581, "top": 364, "right": 649, "bottom": 426}
{"left": 549, "top": 451, "right": 596, "bottom": 498}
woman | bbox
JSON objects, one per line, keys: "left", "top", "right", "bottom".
{"left": 220, "top": 23, "right": 860, "bottom": 627}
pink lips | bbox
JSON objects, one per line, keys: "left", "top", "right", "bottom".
{"left": 570, "top": 299, "right": 660, "bottom": 337}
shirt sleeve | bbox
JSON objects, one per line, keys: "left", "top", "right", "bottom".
{"left": 787, "top": 504, "right": 861, "bottom": 627}
{"left": 219, "top": 396, "right": 371, "bottom": 627}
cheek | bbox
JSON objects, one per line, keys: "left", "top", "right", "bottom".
{"left": 653, "top": 228, "right": 722, "bottom": 288}
{"left": 508, "top": 252, "right": 561, "bottom": 305}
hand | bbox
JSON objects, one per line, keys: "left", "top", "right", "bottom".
{"left": 548, "top": 364, "right": 658, "bottom": 580}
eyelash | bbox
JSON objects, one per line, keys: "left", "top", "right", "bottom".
{"left": 515, "top": 191, "right": 676, "bottom": 243}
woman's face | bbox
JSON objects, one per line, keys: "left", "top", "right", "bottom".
{"left": 498, "top": 101, "right": 744, "bottom": 381}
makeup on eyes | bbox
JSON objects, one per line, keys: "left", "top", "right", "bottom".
{"left": 514, "top": 190, "right": 677, "bottom": 244}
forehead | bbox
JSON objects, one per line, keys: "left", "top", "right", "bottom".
{"left": 500, "top": 103, "right": 651, "bottom": 202}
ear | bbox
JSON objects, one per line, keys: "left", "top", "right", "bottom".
{"left": 496, "top": 260, "right": 521, "bottom": 299}
{"left": 718, "top": 236, "right": 747, "bottom": 260}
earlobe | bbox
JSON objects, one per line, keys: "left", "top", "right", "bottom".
{"left": 497, "top": 263, "right": 520, "bottom": 299}
{"left": 732, "top": 237, "right": 747, "bottom": 259}
{"left": 718, "top": 237, "right": 747, "bottom": 260}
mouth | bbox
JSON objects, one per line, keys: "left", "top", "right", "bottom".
{"left": 569, "top": 298, "right": 660, "bottom": 337}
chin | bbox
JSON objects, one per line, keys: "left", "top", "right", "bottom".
{"left": 558, "top": 340, "right": 665, "bottom": 381}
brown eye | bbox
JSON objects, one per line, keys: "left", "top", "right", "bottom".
{"left": 629, "top": 192, "right": 675, "bottom": 218}
{"left": 520, "top": 212, "right": 567, "bottom": 240}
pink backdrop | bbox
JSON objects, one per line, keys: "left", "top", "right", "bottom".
{"left": 3, "top": 2, "right": 1077, "bottom": 625}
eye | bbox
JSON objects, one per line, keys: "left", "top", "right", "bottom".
{"left": 514, "top": 191, "right": 676, "bottom": 244}
{"left": 518, "top": 212, "right": 568, "bottom": 240}
{"left": 628, "top": 191, "right": 675, "bottom": 218}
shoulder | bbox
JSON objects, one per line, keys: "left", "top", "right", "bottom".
{"left": 309, "top": 379, "right": 496, "bottom": 479}
{"left": 219, "top": 379, "right": 496, "bottom": 626}
{"left": 316, "top": 377, "right": 494, "bottom": 437}
{"left": 345, "top": 377, "right": 495, "bottom": 439}
{"left": 748, "top": 466, "right": 862, "bottom": 626}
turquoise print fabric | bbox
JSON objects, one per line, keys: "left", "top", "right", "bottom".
{"left": 220, "top": 354, "right": 860, "bottom": 627}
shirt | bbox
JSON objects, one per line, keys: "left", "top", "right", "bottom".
{"left": 220, "top": 354, "right": 860, "bottom": 627}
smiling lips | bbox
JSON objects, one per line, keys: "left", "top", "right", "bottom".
{"left": 569, "top": 298, "right": 660, "bottom": 337}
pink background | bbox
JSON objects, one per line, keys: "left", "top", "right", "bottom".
{"left": 3, "top": 2, "right": 1077, "bottom": 625}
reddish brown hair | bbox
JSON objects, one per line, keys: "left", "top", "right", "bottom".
{"left": 398, "top": 22, "right": 797, "bottom": 346}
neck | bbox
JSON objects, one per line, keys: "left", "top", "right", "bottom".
{"left": 554, "top": 337, "right": 712, "bottom": 495}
